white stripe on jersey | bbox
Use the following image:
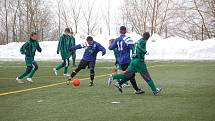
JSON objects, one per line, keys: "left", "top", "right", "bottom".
{"left": 123, "top": 36, "right": 133, "bottom": 45}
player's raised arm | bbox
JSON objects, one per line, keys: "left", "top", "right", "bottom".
{"left": 69, "top": 43, "right": 86, "bottom": 51}
{"left": 97, "top": 43, "right": 106, "bottom": 56}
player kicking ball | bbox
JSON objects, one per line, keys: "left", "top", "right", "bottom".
{"left": 16, "top": 32, "right": 42, "bottom": 83}
{"left": 108, "top": 32, "right": 162, "bottom": 95}
{"left": 68, "top": 36, "right": 106, "bottom": 86}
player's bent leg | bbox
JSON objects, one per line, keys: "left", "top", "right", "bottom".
{"left": 140, "top": 70, "right": 162, "bottom": 95}
{"left": 89, "top": 61, "right": 95, "bottom": 86}
{"left": 68, "top": 59, "right": 90, "bottom": 85}
{"left": 72, "top": 53, "right": 76, "bottom": 67}
{"left": 16, "top": 66, "right": 32, "bottom": 83}
{"left": 107, "top": 73, "right": 124, "bottom": 86}
{"left": 114, "top": 71, "right": 134, "bottom": 93}
{"left": 56, "top": 59, "right": 65, "bottom": 70}
{"left": 54, "top": 59, "right": 65, "bottom": 75}
{"left": 130, "top": 77, "right": 145, "bottom": 94}
{"left": 69, "top": 67, "right": 81, "bottom": 80}
{"left": 27, "top": 62, "right": 38, "bottom": 82}
{"left": 63, "top": 58, "right": 70, "bottom": 76}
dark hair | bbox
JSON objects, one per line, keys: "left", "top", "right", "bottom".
{"left": 65, "top": 28, "right": 70, "bottom": 33}
{"left": 120, "top": 26, "right": 126, "bottom": 34}
{"left": 143, "top": 32, "right": 150, "bottom": 40}
{"left": 86, "top": 36, "right": 93, "bottom": 41}
{"left": 30, "top": 32, "right": 37, "bottom": 37}
{"left": 120, "top": 26, "right": 126, "bottom": 31}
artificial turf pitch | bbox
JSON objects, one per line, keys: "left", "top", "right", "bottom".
{"left": 0, "top": 60, "right": 214, "bottom": 121}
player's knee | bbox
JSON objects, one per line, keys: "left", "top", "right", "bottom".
{"left": 26, "top": 67, "right": 32, "bottom": 74}
{"left": 66, "top": 62, "right": 70, "bottom": 67}
{"left": 124, "top": 71, "right": 135, "bottom": 79}
{"left": 34, "top": 65, "right": 38, "bottom": 70}
{"left": 90, "top": 69, "right": 95, "bottom": 75}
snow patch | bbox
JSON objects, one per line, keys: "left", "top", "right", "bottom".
{"left": 0, "top": 33, "right": 215, "bottom": 60}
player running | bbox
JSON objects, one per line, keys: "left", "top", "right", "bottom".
{"left": 108, "top": 26, "right": 144, "bottom": 94}
{"left": 108, "top": 32, "right": 162, "bottom": 95}
{"left": 53, "top": 28, "right": 75, "bottom": 76}
{"left": 109, "top": 38, "right": 129, "bottom": 87}
{"left": 68, "top": 36, "right": 106, "bottom": 86}
{"left": 16, "top": 32, "right": 42, "bottom": 83}
{"left": 69, "top": 29, "right": 76, "bottom": 67}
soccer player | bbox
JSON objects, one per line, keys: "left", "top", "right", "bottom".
{"left": 16, "top": 32, "right": 42, "bottom": 83}
{"left": 68, "top": 36, "right": 106, "bottom": 86}
{"left": 108, "top": 32, "right": 162, "bottom": 95}
{"left": 108, "top": 39, "right": 129, "bottom": 87}
{"left": 69, "top": 28, "right": 76, "bottom": 67}
{"left": 53, "top": 28, "right": 75, "bottom": 76}
{"left": 108, "top": 26, "right": 144, "bottom": 94}
{"left": 108, "top": 27, "right": 135, "bottom": 85}
{"left": 108, "top": 26, "right": 132, "bottom": 87}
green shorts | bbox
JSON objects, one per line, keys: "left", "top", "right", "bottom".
{"left": 25, "top": 57, "right": 35, "bottom": 66}
{"left": 128, "top": 58, "right": 147, "bottom": 73}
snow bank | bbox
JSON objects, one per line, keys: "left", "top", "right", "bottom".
{"left": 0, "top": 33, "right": 215, "bottom": 61}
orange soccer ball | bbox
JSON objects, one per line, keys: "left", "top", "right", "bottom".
{"left": 72, "top": 78, "right": 80, "bottom": 86}
{"left": 112, "top": 67, "right": 117, "bottom": 73}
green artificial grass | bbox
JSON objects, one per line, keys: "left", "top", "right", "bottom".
{"left": 0, "top": 60, "right": 214, "bottom": 121}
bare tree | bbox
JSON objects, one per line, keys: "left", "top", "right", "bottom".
{"left": 69, "top": 0, "right": 82, "bottom": 33}
{"left": 5, "top": 0, "right": 8, "bottom": 44}
{"left": 121, "top": 0, "right": 174, "bottom": 35}
{"left": 103, "top": 0, "right": 111, "bottom": 35}
{"left": 82, "top": 0, "right": 100, "bottom": 35}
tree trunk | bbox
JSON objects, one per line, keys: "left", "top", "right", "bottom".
{"left": 5, "top": 0, "right": 9, "bottom": 44}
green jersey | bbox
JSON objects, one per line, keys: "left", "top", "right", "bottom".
{"left": 20, "top": 38, "right": 42, "bottom": 66}
{"left": 57, "top": 34, "right": 75, "bottom": 59}
{"left": 132, "top": 38, "right": 147, "bottom": 60}
{"left": 128, "top": 38, "right": 148, "bottom": 73}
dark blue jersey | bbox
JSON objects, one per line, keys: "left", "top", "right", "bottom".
{"left": 70, "top": 41, "right": 106, "bottom": 61}
{"left": 109, "top": 34, "right": 133, "bottom": 64}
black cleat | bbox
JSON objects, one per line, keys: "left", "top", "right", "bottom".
{"left": 114, "top": 83, "right": 123, "bottom": 93}
{"left": 135, "top": 89, "right": 145, "bottom": 95}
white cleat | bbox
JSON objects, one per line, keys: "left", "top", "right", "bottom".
{"left": 107, "top": 74, "right": 113, "bottom": 87}
{"left": 16, "top": 77, "right": 24, "bottom": 83}
{"left": 153, "top": 87, "right": 162, "bottom": 95}
{"left": 122, "top": 83, "right": 130, "bottom": 88}
{"left": 63, "top": 74, "right": 70, "bottom": 77}
{"left": 27, "top": 78, "right": 34, "bottom": 83}
{"left": 53, "top": 68, "right": 58, "bottom": 76}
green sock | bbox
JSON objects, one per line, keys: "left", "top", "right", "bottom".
{"left": 147, "top": 80, "right": 157, "bottom": 92}
{"left": 28, "top": 69, "right": 36, "bottom": 78}
{"left": 73, "top": 59, "right": 76, "bottom": 66}
{"left": 18, "top": 71, "right": 28, "bottom": 79}
{"left": 113, "top": 74, "right": 124, "bottom": 80}
{"left": 56, "top": 64, "right": 63, "bottom": 70}
{"left": 64, "top": 67, "right": 68, "bottom": 74}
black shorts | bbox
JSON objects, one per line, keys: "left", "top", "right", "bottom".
{"left": 78, "top": 59, "right": 95, "bottom": 70}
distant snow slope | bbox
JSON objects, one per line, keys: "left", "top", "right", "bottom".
{"left": 0, "top": 33, "right": 215, "bottom": 61}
